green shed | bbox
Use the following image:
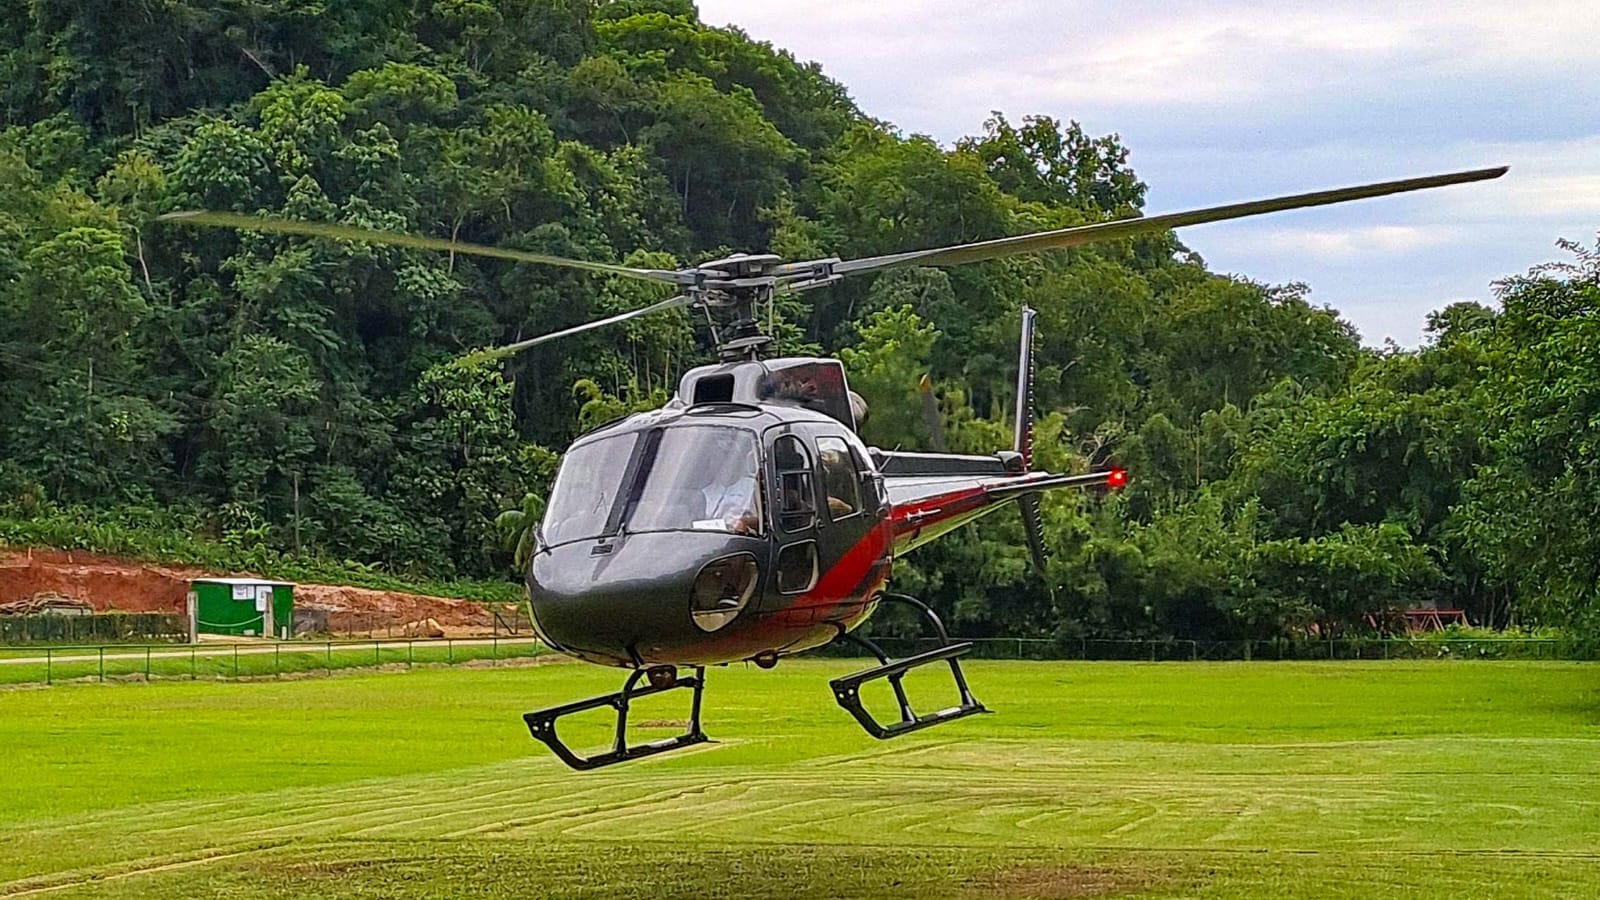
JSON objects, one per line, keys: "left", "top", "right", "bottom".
{"left": 189, "top": 578, "right": 294, "bottom": 640}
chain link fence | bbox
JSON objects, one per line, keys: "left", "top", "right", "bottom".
{"left": 285, "top": 607, "right": 534, "bottom": 639}
{"left": 0, "top": 613, "right": 187, "bottom": 644}
{"left": 817, "top": 636, "right": 1586, "bottom": 662}
{"left": 1, "top": 634, "right": 1586, "bottom": 689}
{"left": 0, "top": 636, "right": 542, "bottom": 686}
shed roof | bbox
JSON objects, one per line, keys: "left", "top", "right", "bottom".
{"left": 191, "top": 577, "right": 295, "bottom": 587}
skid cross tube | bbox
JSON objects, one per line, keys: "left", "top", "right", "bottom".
{"left": 523, "top": 666, "right": 709, "bottom": 770}
{"left": 829, "top": 594, "right": 988, "bottom": 739}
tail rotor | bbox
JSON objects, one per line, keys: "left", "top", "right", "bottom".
{"left": 1013, "top": 307, "right": 1049, "bottom": 573}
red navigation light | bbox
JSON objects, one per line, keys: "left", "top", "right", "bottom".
{"left": 1106, "top": 468, "right": 1127, "bottom": 489}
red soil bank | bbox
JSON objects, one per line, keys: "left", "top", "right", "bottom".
{"left": 0, "top": 548, "right": 518, "bottom": 635}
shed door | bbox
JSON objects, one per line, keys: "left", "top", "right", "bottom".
{"left": 257, "top": 586, "right": 274, "bottom": 636}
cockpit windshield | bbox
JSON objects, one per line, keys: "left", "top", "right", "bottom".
{"left": 625, "top": 426, "right": 762, "bottom": 536}
{"left": 542, "top": 433, "right": 638, "bottom": 547}
{"left": 540, "top": 426, "right": 762, "bottom": 547}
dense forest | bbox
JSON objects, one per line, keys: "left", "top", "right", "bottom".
{"left": 1, "top": 0, "right": 1596, "bottom": 644}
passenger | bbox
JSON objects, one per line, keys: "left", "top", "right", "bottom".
{"left": 819, "top": 447, "right": 855, "bottom": 516}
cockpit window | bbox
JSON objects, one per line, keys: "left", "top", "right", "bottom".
{"left": 624, "top": 426, "right": 762, "bottom": 536}
{"left": 543, "top": 434, "right": 639, "bottom": 547}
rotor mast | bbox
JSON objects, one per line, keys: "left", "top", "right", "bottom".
{"left": 694, "top": 252, "right": 782, "bottom": 361}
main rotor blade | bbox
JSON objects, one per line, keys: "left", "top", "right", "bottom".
{"left": 158, "top": 210, "right": 690, "bottom": 286}
{"left": 457, "top": 293, "right": 697, "bottom": 366}
{"left": 829, "top": 166, "right": 1508, "bottom": 276}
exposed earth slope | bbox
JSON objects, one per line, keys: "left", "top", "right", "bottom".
{"left": 0, "top": 549, "right": 520, "bottom": 636}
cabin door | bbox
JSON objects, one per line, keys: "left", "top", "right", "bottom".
{"left": 761, "top": 428, "right": 822, "bottom": 611}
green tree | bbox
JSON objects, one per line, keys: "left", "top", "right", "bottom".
{"left": 960, "top": 112, "right": 1146, "bottom": 215}
{"left": 496, "top": 492, "right": 545, "bottom": 569}
{"left": 838, "top": 306, "right": 940, "bottom": 449}
{"left": 205, "top": 335, "right": 317, "bottom": 519}
{"left": 1455, "top": 237, "right": 1600, "bottom": 639}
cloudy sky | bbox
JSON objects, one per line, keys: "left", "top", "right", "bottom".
{"left": 695, "top": 1, "right": 1599, "bottom": 345}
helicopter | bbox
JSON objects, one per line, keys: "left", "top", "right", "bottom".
{"left": 163, "top": 164, "right": 1506, "bottom": 770}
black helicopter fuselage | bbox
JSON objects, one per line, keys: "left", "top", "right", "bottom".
{"left": 524, "top": 356, "right": 1115, "bottom": 670}
{"left": 526, "top": 400, "right": 891, "bottom": 668}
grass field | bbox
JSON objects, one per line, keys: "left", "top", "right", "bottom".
{"left": 2, "top": 659, "right": 1598, "bottom": 898}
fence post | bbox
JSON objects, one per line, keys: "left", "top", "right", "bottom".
{"left": 191, "top": 646, "right": 197, "bottom": 681}
{"left": 145, "top": 646, "right": 152, "bottom": 681}
{"left": 275, "top": 643, "right": 281, "bottom": 678}
{"left": 46, "top": 648, "right": 51, "bottom": 686}
{"left": 99, "top": 647, "right": 105, "bottom": 683}
{"left": 326, "top": 642, "right": 332, "bottom": 675}
{"left": 407, "top": 641, "right": 413, "bottom": 669}
{"left": 375, "top": 641, "right": 381, "bottom": 667}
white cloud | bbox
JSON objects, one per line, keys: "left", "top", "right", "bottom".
{"left": 1138, "top": 135, "right": 1600, "bottom": 228}
{"left": 1205, "top": 225, "right": 1464, "bottom": 262}
{"left": 691, "top": 0, "right": 1599, "bottom": 345}
{"left": 699, "top": 1, "right": 1600, "bottom": 128}
{"left": 1424, "top": 137, "right": 1600, "bottom": 222}
{"left": 946, "top": 10, "right": 1419, "bottom": 107}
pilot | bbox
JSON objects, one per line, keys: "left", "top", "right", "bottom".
{"left": 701, "top": 443, "right": 760, "bottom": 535}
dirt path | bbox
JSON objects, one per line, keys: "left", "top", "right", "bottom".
{"left": 0, "top": 548, "right": 522, "bottom": 636}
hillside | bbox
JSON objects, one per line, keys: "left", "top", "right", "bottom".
{"left": 1, "top": 1, "right": 1596, "bottom": 643}
{"left": 0, "top": 548, "right": 519, "bottom": 636}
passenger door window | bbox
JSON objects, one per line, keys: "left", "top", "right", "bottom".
{"left": 816, "top": 436, "right": 862, "bottom": 520}
{"left": 776, "top": 541, "right": 819, "bottom": 594}
{"left": 773, "top": 434, "right": 816, "bottom": 532}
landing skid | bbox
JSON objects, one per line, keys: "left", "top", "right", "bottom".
{"left": 829, "top": 593, "right": 988, "bottom": 739}
{"left": 524, "top": 666, "right": 709, "bottom": 771}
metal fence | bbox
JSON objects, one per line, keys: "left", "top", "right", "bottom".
{"left": 818, "top": 636, "right": 1588, "bottom": 662}
{"left": 493, "top": 608, "right": 534, "bottom": 635}
{"left": 0, "top": 613, "right": 187, "bottom": 645}
{"left": 0, "top": 636, "right": 542, "bottom": 686}
{"left": 1, "top": 634, "right": 1586, "bottom": 689}
{"left": 282, "top": 608, "right": 534, "bottom": 639}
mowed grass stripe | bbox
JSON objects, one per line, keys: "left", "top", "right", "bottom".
{"left": 3, "top": 660, "right": 1599, "bottom": 896}
{"left": 14, "top": 840, "right": 1600, "bottom": 900}
{"left": 13, "top": 758, "right": 1588, "bottom": 862}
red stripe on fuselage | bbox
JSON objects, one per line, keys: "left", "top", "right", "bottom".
{"left": 814, "top": 520, "right": 891, "bottom": 602}
{"left": 888, "top": 483, "right": 1034, "bottom": 556}
{"left": 890, "top": 486, "right": 989, "bottom": 531}
{"left": 768, "top": 518, "right": 892, "bottom": 632}
{"left": 761, "top": 480, "right": 1041, "bottom": 638}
